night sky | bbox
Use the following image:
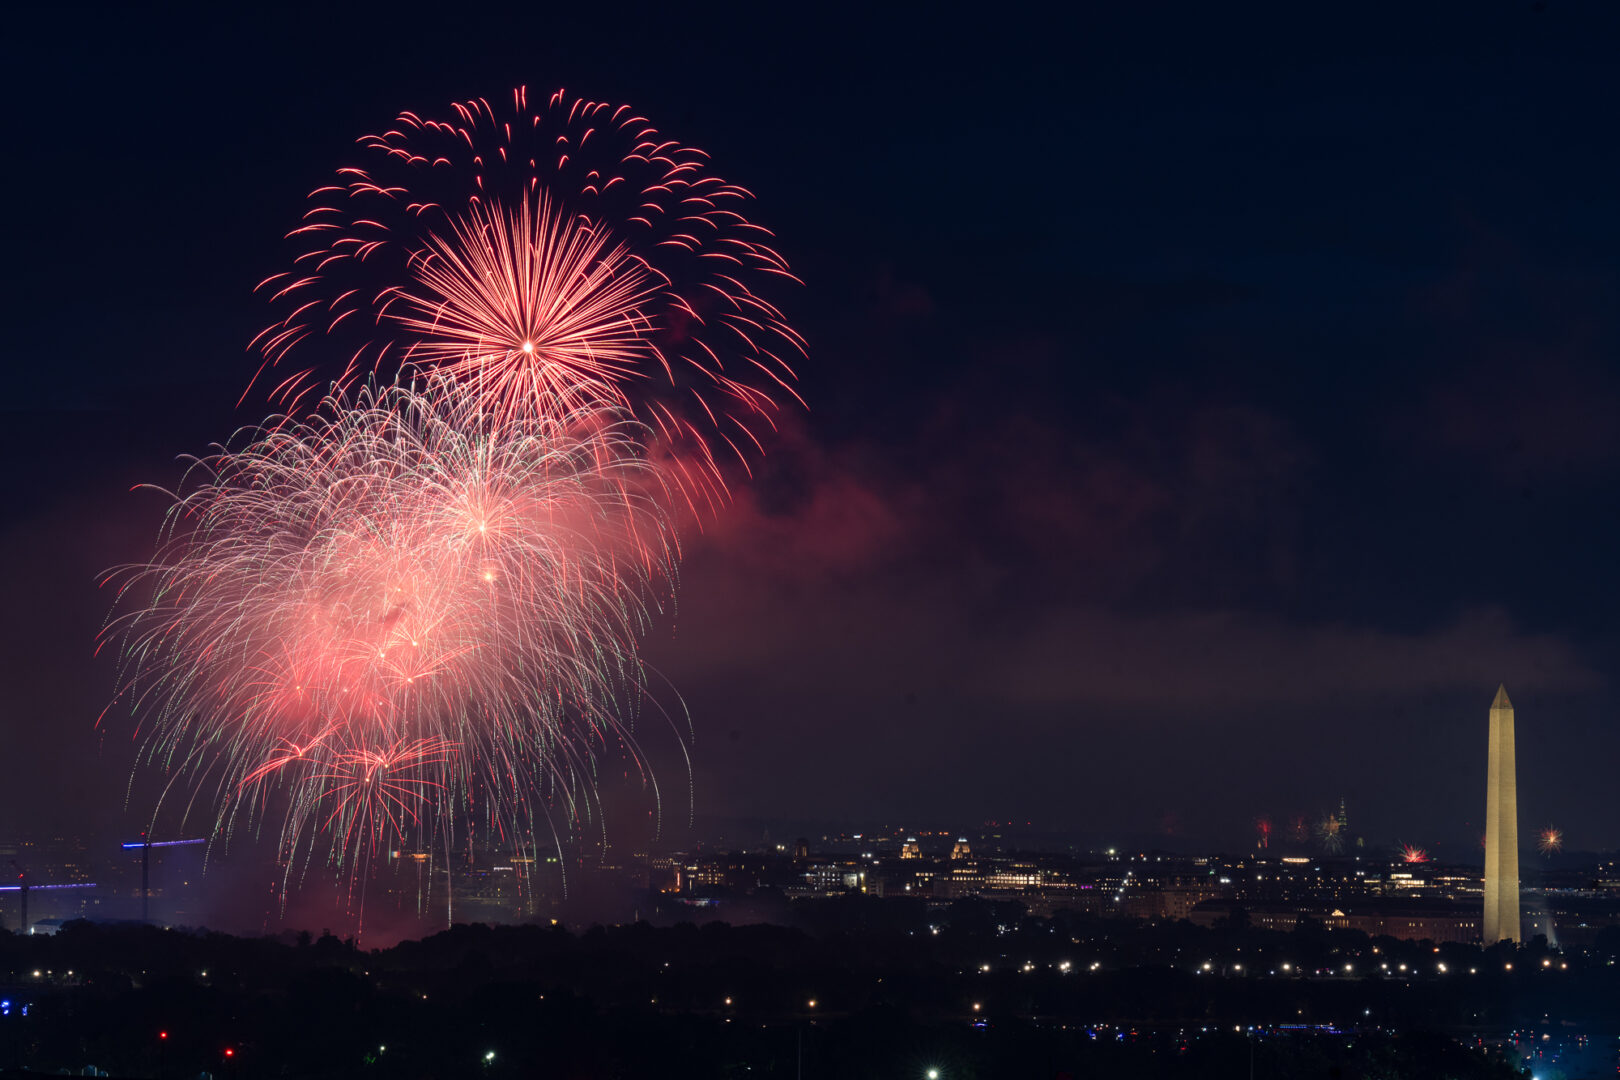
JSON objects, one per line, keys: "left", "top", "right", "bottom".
{"left": 7, "top": 3, "right": 1620, "bottom": 856}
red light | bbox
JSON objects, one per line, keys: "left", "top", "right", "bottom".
{"left": 224, "top": 1048, "right": 235, "bottom": 1057}
{"left": 159, "top": 1032, "right": 168, "bottom": 1040}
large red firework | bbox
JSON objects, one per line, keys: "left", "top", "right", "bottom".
{"left": 103, "top": 385, "right": 680, "bottom": 879}
{"left": 254, "top": 87, "right": 804, "bottom": 512}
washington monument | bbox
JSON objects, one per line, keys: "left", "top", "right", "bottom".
{"left": 1482, "top": 684, "right": 1520, "bottom": 944}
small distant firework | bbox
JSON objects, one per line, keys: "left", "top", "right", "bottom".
{"left": 1399, "top": 844, "right": 1429, "bottom": 864}
{"left": 1289, "top": 814, "right": 1309, "bottom": 845}
{"left": 1538, "top": 826, "right": 1564, "bottom": 856}
{"left": 1255, "top": 816, "right": 1272, "bottom": 849}
{"left": 1315, "top": 814, "right": 1345, "bottom": 854}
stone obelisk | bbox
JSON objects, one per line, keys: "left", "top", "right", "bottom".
{"left": 1482, "top": 684, "right": 1520, "bottom": 944}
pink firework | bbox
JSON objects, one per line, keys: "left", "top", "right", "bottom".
{"left": 1399, "top": 844, "right": 1429, "bottom": 864}
{"left": 303, "top": 737, "right": 456, "bottom": 867}
{"left": 393, "top": 196, "right": 659, "bottom": 422}
{"left": 254, "top": 86, "right": 805, "bottom": 511}
{"left": 104, "top": 384, "right": 679, "bottom": 876}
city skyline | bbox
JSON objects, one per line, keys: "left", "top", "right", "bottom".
{"left": 3, "top": 814, "right": 1611, "bottom": 946}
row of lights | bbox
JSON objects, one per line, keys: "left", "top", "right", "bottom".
{"left": 1192, "top": 958, "right": 1571, "bottom": 976}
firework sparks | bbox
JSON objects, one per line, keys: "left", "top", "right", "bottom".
{"left": 301, "top": 737, "right": 456, "bottom": 868}
{"left": 255, "top": 86, "right": 805, "bottom": 511}
{"left": 104, "top": 384, "right": 678, "bottom": 877}
{"left": 1399, "top": 844, "right": 1429, "bottom": 864}
{"left": 1314, "top": 814, "right": 1345, "bottom": 854}
{"left": 111, "top": 88, "right": 801, "bottom": 917}
{"left": 1538, "top": 826, "right": 1563, "bottom": 856}
{"left": 393, "top": 196, "right": 658, "bottom": 422}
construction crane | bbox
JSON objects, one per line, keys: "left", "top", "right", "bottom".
{"left": 121, "top": 836, "right": 206, "bottom": 924}
{"left": 1, "top": 864, "right": 96, "bottom": 935}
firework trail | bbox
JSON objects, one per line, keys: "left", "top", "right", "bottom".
{"left": 254, "top": 86, "right": 805, "bottom": 512}
{"left": 1254, "top": 816, "right": 1272, "bottom": 849}
{"left": 1538, "top": 826, "right": 1563, "bottom": 856}
{"left": 103, "top": 384, "right": 679, "bottom": 881}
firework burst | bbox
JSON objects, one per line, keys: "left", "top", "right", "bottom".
{"left": 1538, "top": 826, "right": 1564, "bottom": 856}
{"left": 104, "top": 384, "right": 679, "bottom": 881}
{"left": 254, "top": 86, "right": 805, "bottom": 511}
{"left": 1314, "top": 814, "right": 1345, "bottom": 854}
{"left": 1399, "top": 844, "right": 1429, "bottom": 864}
{"left": 110, "top": 88, "right": 802, "bottom": 919}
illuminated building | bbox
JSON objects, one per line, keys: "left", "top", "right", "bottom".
{"left": 1190, "top": 899, "right": 1483, "bottom": 944}
{"left": 796, "top": 862, "right": 864, "bottom": 896}
{"left": 1482, "top": 684, "right": 1521, "bottom": 944}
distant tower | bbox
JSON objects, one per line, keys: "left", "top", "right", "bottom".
{"left": 1482, "top": 685, "right": 1521, "bottom": 944}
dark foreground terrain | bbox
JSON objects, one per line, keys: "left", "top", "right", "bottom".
{"left": 4, "top": 897, "right": 1617, "bottom": 1078}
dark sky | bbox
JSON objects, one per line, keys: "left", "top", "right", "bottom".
{"left": 5, "top": 2, "right": 1619, "bottom": 857}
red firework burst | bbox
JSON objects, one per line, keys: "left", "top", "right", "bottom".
{"left": 104, "top": 385, "right": 679, "bottom": 875}
{"left": 254, "top": 86, "right": 804, "bottom": 511}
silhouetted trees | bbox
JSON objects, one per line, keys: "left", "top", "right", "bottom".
{"left": 0, "top": 901, "right": 1598, "bottom": 1077}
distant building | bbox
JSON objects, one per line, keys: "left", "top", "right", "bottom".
{"left": 1190, "top": 899, "right": 1484, "bottom": 945}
